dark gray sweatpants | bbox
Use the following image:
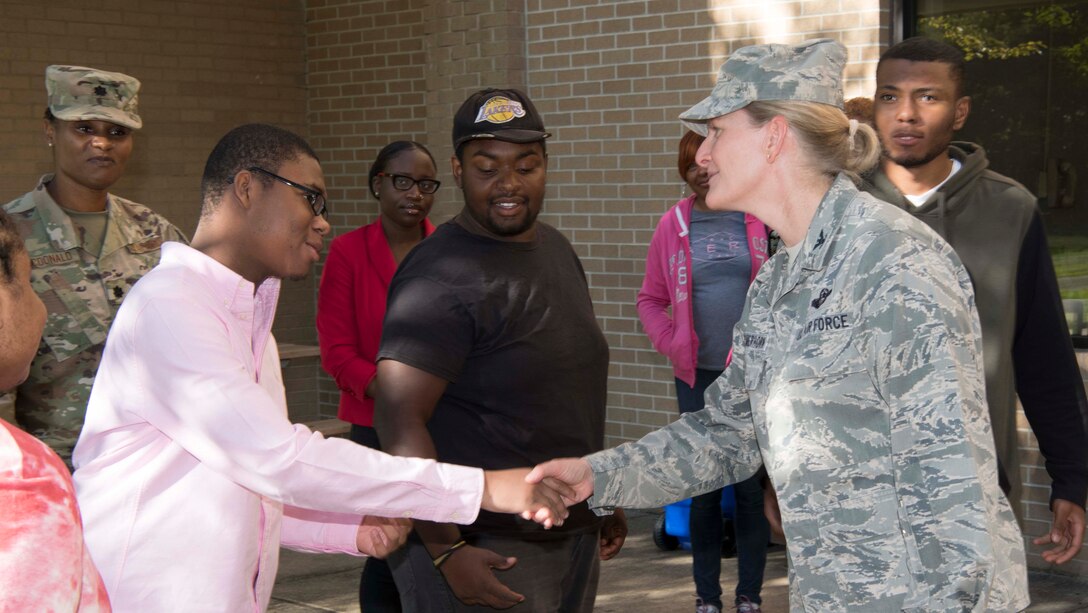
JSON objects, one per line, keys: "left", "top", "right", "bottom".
{"left": 388, "top": 530, "right": 601, "bottom": 613}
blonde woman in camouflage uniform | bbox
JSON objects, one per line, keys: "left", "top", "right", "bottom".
{"left": 531, "top": 39, "right": 1029, "bottom": 611}
{"left": 1, "top": 66, "right": 187, "bottom": 464}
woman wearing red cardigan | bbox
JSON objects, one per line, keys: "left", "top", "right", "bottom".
{"left": 316, "top": 140, "right": 439, "bottom": 612}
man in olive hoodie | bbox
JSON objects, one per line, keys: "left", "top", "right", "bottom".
{"left": 864, "top": 36, "right": 1088, "bottom": 564}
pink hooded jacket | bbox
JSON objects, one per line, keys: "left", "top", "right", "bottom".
{"left": 637, "top": 195, "right": 770, "bottom": 387}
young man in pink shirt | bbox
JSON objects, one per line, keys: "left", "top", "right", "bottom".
{"left": 72, "top": 124, "right": 570, "bottom": 612}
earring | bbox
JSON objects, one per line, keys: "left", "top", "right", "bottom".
{"left": 681, "top": 183, "right": 687, "bottom": 198}
{"left": 48, "top": 142, "right": 53, "bottom": 147}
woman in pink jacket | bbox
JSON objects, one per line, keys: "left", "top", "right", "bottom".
{"left": 316, "top": 140, "right": 439, "bottom": 612}
{"left": 637, "top": 131, "right": 770, "bottom": 613}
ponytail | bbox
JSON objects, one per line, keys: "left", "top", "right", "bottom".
{"left": 745, "top": 100, "right": 880, "bottom": 181}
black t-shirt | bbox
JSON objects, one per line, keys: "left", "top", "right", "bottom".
{"left": 378, "top": 219, "right": 609, "bottom": 537}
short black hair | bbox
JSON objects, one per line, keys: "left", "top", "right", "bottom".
{"left": 369, "top": 141, "right": 436, "bottom": 199}
{"left": 0, "top": 210, "right": 26, "bottom": 285}
{"left": 879, "top": 37, "right": 967, "bottom": 97}
{"left": 200, "top": 123, "right": 319, "bottom": 214}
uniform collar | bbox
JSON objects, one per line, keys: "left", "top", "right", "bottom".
{"left": 158, "top": 242, "right": 281, "bottom": 342}
{"left": 29, "top": 175, "right": 81, "bottom": 251}
{"left": 798, "top": 173, "right": 856, "bottom": 272}
{"left": 31, "top": 174, "right": 153, "bottom": 255}
{"left": 766, "top": 173, "right": 857, "bottom": 304}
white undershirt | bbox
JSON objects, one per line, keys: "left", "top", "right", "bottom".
{"left": 904, "top": 158, "right": 962, "bottom": 207}
{"left": 784, "top": 241, "right": 803, "bottom": 273}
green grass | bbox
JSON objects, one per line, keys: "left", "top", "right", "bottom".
{"left": 1062, "top": 288, "right": 1088, "bottom": 300}
{"left": 1050, "top": 236, "right": 1088, "bottom": 280}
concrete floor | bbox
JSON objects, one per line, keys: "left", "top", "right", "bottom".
{"left": 270, "top": 510, "right": 1088, "bottom": 612}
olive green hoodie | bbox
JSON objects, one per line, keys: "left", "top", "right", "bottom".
{"left": 863, "top": 142, "right": 1088, "bottom": 519}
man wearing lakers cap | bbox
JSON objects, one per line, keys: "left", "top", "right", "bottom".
{"left": 375, "top": 88, "right": 627, "bottom": 611}
{"left": 1, "top": 65, "right": 187, "bottom": 464}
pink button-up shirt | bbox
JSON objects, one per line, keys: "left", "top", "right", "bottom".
{"left": 73, "top": 243, "right": 483, "bottom": 612}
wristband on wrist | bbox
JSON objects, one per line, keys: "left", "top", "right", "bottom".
{"left": 432, "top": 539, "right": 468, "bottom": 568}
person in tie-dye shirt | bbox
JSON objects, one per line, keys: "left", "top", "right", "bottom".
{"left": 0, "top": 208, "right": 111, "bottom": 611}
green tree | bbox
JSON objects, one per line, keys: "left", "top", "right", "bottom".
{"left": 922, "top": 3, "right": 1088, "bottom": 76}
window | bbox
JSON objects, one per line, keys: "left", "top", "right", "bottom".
{"left": 908, "top": 1, "right": 1088, "bottom": 345}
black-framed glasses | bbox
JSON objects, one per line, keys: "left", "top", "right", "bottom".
{"left": 376, "top": 172, "right": 441, "bottom": 195}
{"left": 248, "top": 166, "right": 328, "bottom": 219}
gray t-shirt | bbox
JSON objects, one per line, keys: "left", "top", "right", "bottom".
{"left": 63, "top": 207, "right": 109, "bottom": 257}
{"left": 689, "top": 209, "right": 750, "bottom": 369}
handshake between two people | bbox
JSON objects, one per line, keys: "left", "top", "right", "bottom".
{"left": 485, "top": 459, "right": 595, "bottom": 527}
{"left": 354, "top": 458, "right": 595, "bottom": 558}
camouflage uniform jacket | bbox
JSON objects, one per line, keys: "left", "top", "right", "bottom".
{"left": 1, "top": 175, "right": 187, "bottom": 462}
{"left": 587, "top": 175, "right": 1029, "bottom": 612}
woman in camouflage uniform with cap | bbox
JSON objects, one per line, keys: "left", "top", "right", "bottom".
{"left": 530, "top": 39, "right": 1029, "bottom": 612}
{"left": 1, "top": 65, "right": 187, "bottom": 465}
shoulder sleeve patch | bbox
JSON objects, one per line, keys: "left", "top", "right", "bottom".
{"left": 128, "top": 235, "right": 164, "bottom": 254}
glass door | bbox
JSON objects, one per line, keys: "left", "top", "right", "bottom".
{"left": 910, "top": 1, "right": 1088, "bottom": 344}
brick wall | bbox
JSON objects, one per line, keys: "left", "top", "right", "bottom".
{"left": 305, "top": 0, "right": 888, "bottom": 433}
{"left": 524, "top": 0, "right": 888, "bottom": 444}
{"left": 523, "top": 0, "right": 1086, "bottom": 573}
{"left": 0, "top": 0, "right": 318, "bottom": 420}
{"left": 306, "top": 0, "right": 433, "bottom": 415}
{"left": 307, "top": 0, "right": 532, "bottom": 416}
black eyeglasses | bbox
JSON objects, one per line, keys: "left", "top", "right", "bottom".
{"left": 376, "top": 172, "right": 441, "bottom": 195}
{"left": 248, "top": 166, "right": 328, "bottom": 219}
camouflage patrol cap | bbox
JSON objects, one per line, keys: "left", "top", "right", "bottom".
{"left": 45, "top": 65, "right": 143, "bottom": 129}
{"left": 680, "top": 39, "right": 845, "bottom": 135}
